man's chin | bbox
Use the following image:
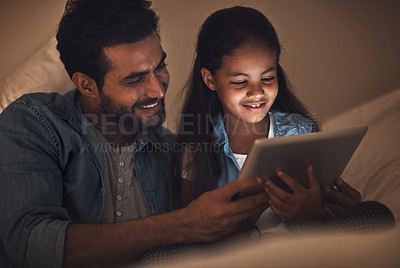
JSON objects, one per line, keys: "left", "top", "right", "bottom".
{"left": 100, "top": 108, "right": 165, "bottom": 134}
{"left": 122, "top": 112, "right": 165, "bottom": 133}
{"left": 139, "top": 113, "right": 166, "bottom": 130}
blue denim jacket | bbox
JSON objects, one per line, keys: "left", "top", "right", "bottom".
{"left": 213, "top": 111, "right": 313, "bottom": 188}
{"left": 212, "top": 111, "right": 312, "bottom": 235}
{"left": 0, "top": 89, "right": 175, "bottom": 268}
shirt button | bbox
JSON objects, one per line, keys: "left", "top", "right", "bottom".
{"left": 116, "top": 211, "right": 122, "bottom": 217}
{"left": 117, "top": 195, "right": 122, "bottom": 201}
{"left": 119, "top": 162, "right": 125, "bottom": 167}
{"left": 118, "top": 178, "right": 123, "bottom": 183}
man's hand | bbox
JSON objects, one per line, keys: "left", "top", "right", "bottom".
{"left": 264, "top": 166, "right": 326, "bottom": 224}
{"left": 322, "top": 178, "right": 362, "bottom": 219}
{"left": 181, "top": 177, "right": 269, "bottom": 243}
{"left": 64, "top": 177, "right": 269, "bottom": 267}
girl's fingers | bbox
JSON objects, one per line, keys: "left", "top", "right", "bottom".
{"left": 334, "top": 178, "right": 362, "bottom": 202}
{"left": 307, "top": 165, "right": 320, "bottom": 189}
{"left": 269, "top": 200, "right": 288, "bottom": 219}
{"left": 323, "top": 185, "right": 355, "bottom": 208}
{"left": 324, "top": 202, "right": 344, "bottom": 216}
{"left": 265, "top": 179, "right": 295, "bottom": 203}
{"left": 323, "top": 205, "right": 337, "bottom": 220}
{"left": 276, "top": 171, "right": 305, "bottom": 193}
{"left": 265, "top": 184, "right": 291, "bottom": 212}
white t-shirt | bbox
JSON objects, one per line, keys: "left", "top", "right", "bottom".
{"left": 233, "top": 114, "right": 275, "bottom": 169}
{"left": 233, "top": 114, "right": 300, "bottom": 239}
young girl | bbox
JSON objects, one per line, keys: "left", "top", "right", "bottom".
{"left": 172, "top": 6, "right": 366, "bottom": 235}
{"left": 136, "top": 6, "right": 395, "bottom": 265}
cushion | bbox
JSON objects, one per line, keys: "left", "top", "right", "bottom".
{"left": 324, "top": 88, "right": 400, "bottom": 221}
{"left": 0, "top": 37, "right": 74, "bottom": 112}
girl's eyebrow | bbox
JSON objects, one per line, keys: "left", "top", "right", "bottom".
{"left": 262, "top": 66, "right": 276, "bottom": 75}
{"left": 228, "top": 66, "right": 276, "bottom": 77}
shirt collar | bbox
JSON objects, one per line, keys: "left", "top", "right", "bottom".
{"left": 212, "top": 112, "right": 230, "bottom": 146}
{"left": 49, "top": 89, "right": 84, "bottom": 132}
{"left": 212, "top": 111, "right": 274, "bottom": 146}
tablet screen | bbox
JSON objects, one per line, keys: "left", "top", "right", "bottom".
{"left": 236, "top": 126, "right": 368, "bottom": 198}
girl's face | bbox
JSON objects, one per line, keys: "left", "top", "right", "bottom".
{"left": 201, "top": 42, "right": 278, "bottom": 126}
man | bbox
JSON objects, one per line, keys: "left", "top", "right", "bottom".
{"left": 0, "top": 0, "right": 268, "bottom": 267}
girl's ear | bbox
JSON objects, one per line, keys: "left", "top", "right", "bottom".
{"left": 200, "top": 68, "right": 216, "bottom": 91}
{"left": 72, "top": 72, "right": 99, "bottom": 99}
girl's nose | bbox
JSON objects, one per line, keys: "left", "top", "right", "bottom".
{"left": 246, "top": 84, "right": 265, "bottom": 98}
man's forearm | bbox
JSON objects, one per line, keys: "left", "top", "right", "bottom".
{"left": 63, "top": 208, "right": 189, "bottom": 268}
{"left": 64, "top": 177, "right": 269, "bottom": 267}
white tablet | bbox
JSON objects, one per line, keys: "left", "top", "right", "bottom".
{"left": 236, "top": 126, "right": 368, "bottom": 198}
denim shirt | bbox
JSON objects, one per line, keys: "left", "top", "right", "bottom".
{"left": 212, "top": 111, "right": 313, "bottom": 237}
{"left": 0, "top": 89, "right": 175, "bottom": 268}
{"left": 213, "top": 110, "right": 313, "bottom": 187}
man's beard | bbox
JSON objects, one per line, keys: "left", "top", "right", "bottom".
{"left": 99, "top": 92, "right": 166, "bottom": 135}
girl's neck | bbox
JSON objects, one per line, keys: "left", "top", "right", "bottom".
{"left": 224, "top": 115, "right": 270, "bottom": 154}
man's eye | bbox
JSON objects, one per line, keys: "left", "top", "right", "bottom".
{"left": 156, "top": 62, "right": 168, "bottom": 71}
{"left": 126, "top": 77, "right": 144, "bottom": 86}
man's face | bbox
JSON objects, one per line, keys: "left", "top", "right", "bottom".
{"left": 98, "top": 31, "right": 169, "bottom": 132}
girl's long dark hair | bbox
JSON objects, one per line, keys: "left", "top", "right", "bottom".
{"left": 172, "top": 6, "right": 319, "bottom": 206}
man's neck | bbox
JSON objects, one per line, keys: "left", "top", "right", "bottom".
{"left": 94, "top": 124, "right": 137, "bottom": 148}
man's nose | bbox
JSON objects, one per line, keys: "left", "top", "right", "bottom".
{"left": 144, "top": 73, "right": 166, "bottom": 99}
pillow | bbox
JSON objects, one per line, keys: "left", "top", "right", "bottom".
{"left": 0, "top": 37, "right": 75, "bottom": 112}
{"left": 324, "top": 88, "right": 400, "bottom": 221}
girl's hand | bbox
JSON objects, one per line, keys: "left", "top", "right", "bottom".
{"left": 322, "top": 178, "right": 362, "bottom": 219}
{"left": 264, "top": 166, "right": 326, "bottom": 224}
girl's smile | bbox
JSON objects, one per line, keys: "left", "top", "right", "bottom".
{"left": 241, "top": 101, "right": 267, "bottom": 113}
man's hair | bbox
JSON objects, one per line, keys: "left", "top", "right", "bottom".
{"left": 56, "top": 0, "right": 159, "bottom": 89}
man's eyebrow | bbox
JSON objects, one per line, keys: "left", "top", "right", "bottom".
{"left": 155, "top": 52, "right": 167, "bottom": 69}
{"left": 228, "top": 66, "right": 276, "bottom": 77}
{"left": 120, "top": 52, "right": 167, "bottom": 82}
{"left": 120, "top": 71, "right": 148, "bottom": 83}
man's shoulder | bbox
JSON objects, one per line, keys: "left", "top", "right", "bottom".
{"left": 6, "top": 92, "right": 61, "bottom": 110}
{"left": 1, "top": 90, "right": 77, "bottom": 117}
{"left": 0, "top": 90, "right": 80, "bottom": 138}
{"left": 0, "top": 92, "right": 60, "bottom": 127}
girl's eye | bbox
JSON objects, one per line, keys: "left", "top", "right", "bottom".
{"left": 262, "top": 76, "right": 275, "bottom": 83}
{"left": 230, "top": 81, "right": 247, "bottom": 86}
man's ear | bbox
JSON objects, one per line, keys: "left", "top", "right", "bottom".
{"left": 72, "top": 72, "right": 99, "bottom": 98}
{"left": 200, "top": 68, "right": 216, "bottom": 91}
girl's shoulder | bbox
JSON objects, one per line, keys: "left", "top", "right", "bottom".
{"left": 270, "top": 110, "right": 313, "bottom": 136}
